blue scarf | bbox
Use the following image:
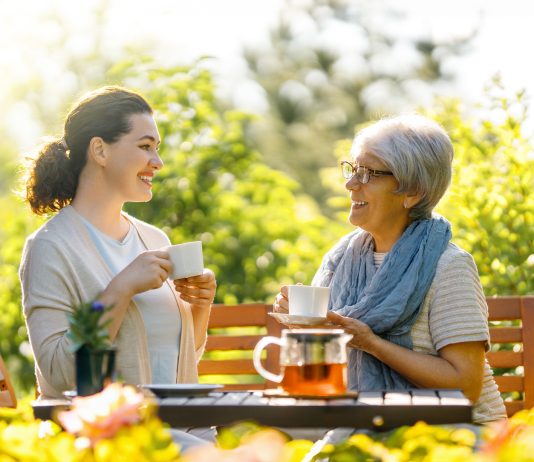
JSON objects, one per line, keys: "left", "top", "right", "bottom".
{"left": 312, "top": 215, "right": 452, "bottom": 390}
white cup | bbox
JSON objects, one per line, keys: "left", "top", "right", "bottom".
{"left": 288, "top": 285, "right": 331, "bottom": 318}
{"left": 165, "top": 241, "right": 204, "bottom": 280}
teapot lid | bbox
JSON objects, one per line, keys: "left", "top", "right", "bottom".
{"left": 283, "top": 328, "right": 346, "bottom": 342}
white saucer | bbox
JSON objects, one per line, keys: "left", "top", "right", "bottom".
{"left": 268, "top": 312, "right": 335, "bottom": 326}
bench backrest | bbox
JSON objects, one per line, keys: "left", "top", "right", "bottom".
{"left": 200, "top": 297, "right": 534, "bottom": 416}
{"left": 198, "top": 303, "right": 281, "bottom": 390}
{"left": 486, "top": 296, "right": 534, "bottom": 417}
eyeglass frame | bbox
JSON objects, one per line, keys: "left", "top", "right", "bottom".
{"left": 340, "top": 160, "right": 394, "bottom": 184}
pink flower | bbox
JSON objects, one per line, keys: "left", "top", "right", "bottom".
{"left": 58, "top": 383, "right": 144, "bottom": 445}
{"left": 183, "top": 429, "right": 287, "bottom": 462}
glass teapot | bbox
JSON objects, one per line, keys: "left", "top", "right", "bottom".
{"left": 253, "top": 329, "right": 352, "bottom": 395}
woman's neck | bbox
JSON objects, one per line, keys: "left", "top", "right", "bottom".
{"left": 71, "top": 194, "right": 128, "bottom": 241}
{"left": 370, "top": 218, "right": 413, "bottom": 252}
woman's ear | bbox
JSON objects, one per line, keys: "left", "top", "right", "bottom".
{"left": 403, "top": 192, "right": 422, "bottom": 209}
{"left": 88, "top": 137, "right": 107, "bottom": 167}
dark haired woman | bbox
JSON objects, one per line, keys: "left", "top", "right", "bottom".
{"left": 20, "top": 86, "right": 216, "bottom": 400}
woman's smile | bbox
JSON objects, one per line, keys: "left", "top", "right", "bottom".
{"left": 351, "top": 200, "right": 368, "bottom": 209}
{"left": 138, "top": 173, "right": 153, "bottom": 188}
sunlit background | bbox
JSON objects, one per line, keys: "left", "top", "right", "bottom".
{"left": 1, "top": 0, "right": 534, "bottom": 150}
{"left": 1, "top": 0, "right": 533, "bottom": 395}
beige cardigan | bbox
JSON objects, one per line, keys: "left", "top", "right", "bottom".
{"left": 20, "top": 206, "right": 205, "bottom": 399}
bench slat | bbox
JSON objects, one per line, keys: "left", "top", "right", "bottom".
{"left": 494, "top": 375, "right": 524, "bottom": 392}
{"left": 199, "top": 359, "right": 258, "bottom": 375}
{"left": 504, "top": 401, "right": 524, "bottom": 416}
{"left": 205, "top": 335, "right": 262, "bottom": 351}
{"left": 489, "top": 327, "right": 522, "bottom": 343}
{"left": 213, "top": 383, "right": 266, "bottom": 391}
{"left": 486, "top": 351, "right": 523, "bottom": 368}
{"left": 208, "top": 304, "right": 269, "bottom": 327}
{"left": 487, "top": 297, "right": 521, "bottom": 320}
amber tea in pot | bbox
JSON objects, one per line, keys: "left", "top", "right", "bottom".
{"left": 253, "top": 329, "right": 352, "bottom": 395}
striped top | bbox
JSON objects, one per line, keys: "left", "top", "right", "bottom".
{"left": 374, "top": 243, "right": 506, "bottom": 423}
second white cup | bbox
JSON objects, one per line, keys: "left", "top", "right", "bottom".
{"left": 288, "top": 285, "right": 331, "bottom": 318}
{"left": 165, "top": 241, "right": 204, "bottom": 280}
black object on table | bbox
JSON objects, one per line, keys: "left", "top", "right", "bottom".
{"left": 33, "top": 389, "right": 472, "bottom": 432}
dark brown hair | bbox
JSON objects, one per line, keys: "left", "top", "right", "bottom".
{"left": 25, "top": 86, "right": 152, "bottom": 215}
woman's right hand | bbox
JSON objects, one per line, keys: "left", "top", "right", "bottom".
{"left": 273, "top": 285, "right": 289, "bottom": 313}
{"left": 113, "top": 250, "right": 172, "bottom": 298}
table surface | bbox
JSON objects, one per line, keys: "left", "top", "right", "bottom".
{"left": 157, "top": 389, "right": 471, "bottom": 430}
{"left": 33, "top": 389, "right": 472, "bottom": 431}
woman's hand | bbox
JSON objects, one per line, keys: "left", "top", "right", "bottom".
{"left": 98, "top": 250, "right": 171, "bottom": 341}
{"left": 173, "top": 269, "right": 216, "bottom": 309}
{"left": 327, "top": 312, "right": 485, "bottom": 402}
{"left": 326, "top": 311, "right": 379, "bottom": 353}
{"left": 113, "top": 250, "right": 172, "bottom": 298}
{"left": 273, "top": 286, "right": 289, "bottom": 313}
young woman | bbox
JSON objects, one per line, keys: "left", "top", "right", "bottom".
{"left": 20, "top": 86, "right": 216, "bottom": 400}
{"left": 274, "top": 115, "right": 506, "bottom": 423}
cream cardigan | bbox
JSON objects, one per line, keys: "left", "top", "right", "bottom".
{"left": 20, "top": 206, "right": 205, "bottom": 399}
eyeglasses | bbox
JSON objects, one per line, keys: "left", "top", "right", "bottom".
{"left": 340, "top": 161, "right": 394, "bottom": 184}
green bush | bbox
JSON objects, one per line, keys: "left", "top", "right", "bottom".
{"left": 431, "top": 86, "right": 534, "bottom": 296}
{"left": 119, "top": 61, "right": 348, "bottom": 303}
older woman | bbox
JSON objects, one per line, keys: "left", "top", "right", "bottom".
{"left": 274, "top": 115, "right": 506, "bottom": 423}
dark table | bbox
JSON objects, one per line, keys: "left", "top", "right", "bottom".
{"left": 33, "top": 389, "right": 472, "bottom": 432}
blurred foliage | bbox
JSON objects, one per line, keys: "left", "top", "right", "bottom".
{"left": 323, "top": 80, "right": 534, "bottom": 296}
{"left": 0, "top": 398, "right": 180, "bottom": 462}
{"left": 212, "top": 408, "right": 534, "bottom": 461}
{"left": 4, "top": 401, "right": 534, "bottom": 461}
{"left": 0, "top": 145, "right": 44, "bottom": 395}
{"left": 0, "top": 60, "right": 347, "bottom": 395}
{"left": 0, "top": 0, "right": 148, "bottom": 139}
{"left": 317, "top": 422, "right": 477, "bottom": 461}
{"left": 432, "top": 81, "right": 534, "bottom": 296}
{"left": 118, "top": 60, "right": 348, "bottom": 304}
{"left": 244, "top": 0, "right": 474, "bottom": 209}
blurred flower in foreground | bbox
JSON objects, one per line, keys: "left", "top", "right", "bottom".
{"left": 480, "top": 408, "right": 534, "bottom": 460}
{"left": 183, "top": 428, "right": 299, "bottom": 462}
{"left": 58, "top": 383, "right": 144, "bottom": 445}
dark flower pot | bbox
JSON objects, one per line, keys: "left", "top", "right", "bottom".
{"left": 75, "top": 345, "right": 116, "bottom": 396}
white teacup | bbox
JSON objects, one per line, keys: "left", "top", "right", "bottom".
{"left": 288, "top": 285, "right": 331, "bottom": 318}
{"left": 165, "top": 241, "right": 204, "bottom": 280}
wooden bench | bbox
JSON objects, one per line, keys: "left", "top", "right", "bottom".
{"left": 199, "top": 303, "right": 281, "bottom": 390}
{"left": 487, "top": 296, "right": 534, "bottom": 416}
{"left": 201, "top": 297, "right": 534, "bottom": 416}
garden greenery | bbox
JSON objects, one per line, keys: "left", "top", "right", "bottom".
{"left": 0, "top": 64, "right": 532, "bottom": 396}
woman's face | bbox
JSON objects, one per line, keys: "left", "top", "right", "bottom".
{"left": 346, "top": 146, "right": 410, "bottom": 248}
{"left": 101, "top": 112, "right": 162, "bottom": 203}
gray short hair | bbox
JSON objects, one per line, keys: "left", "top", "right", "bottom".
{"left": 351, "top": 115, "right": 454, "bottom": 220}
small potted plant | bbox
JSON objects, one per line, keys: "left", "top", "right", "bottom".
{"left": 67, "top": 300, "right": 116, "bottom": 396}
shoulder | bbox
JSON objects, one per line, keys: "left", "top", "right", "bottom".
{"left": 19, "top": 212, "right": 77, "bottom": 281}
{"left": 125, "top": 214, "right": 171, "bottom": 248}
{"left": 435, "top": 242, "right": 479, "bottom": 282}
{"left": 22, "top": 209, "right": 72, "bottom": 255}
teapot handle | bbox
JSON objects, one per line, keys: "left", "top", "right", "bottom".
{"left": 253, "top": 336, "right": 283, "bottom": 384}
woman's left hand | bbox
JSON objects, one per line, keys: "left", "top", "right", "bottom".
{"left": 173, "top": 269, "right": 216, "bottom": 309}
{"left": 327, "top": 311, "right": 378, "bottom": 353}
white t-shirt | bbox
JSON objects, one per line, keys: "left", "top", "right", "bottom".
{"left": 79, "top": 214, "right": 181, "bottom": 384}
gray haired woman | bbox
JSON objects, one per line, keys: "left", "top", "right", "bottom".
{"left": 274, "top": 115, "right": 506, "bottom": 423}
